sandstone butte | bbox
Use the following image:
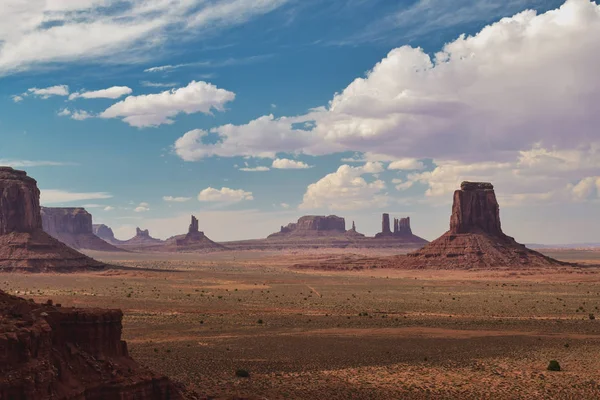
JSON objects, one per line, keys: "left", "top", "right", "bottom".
{"left": 117, "top": 228, "right": 164, "bottom": 250}
{"left": 0, "top": 167, "right": 105, "bottom": 272}
{"left": 374, "top": 214, "right": 428, "bottom": 244}
{"left": 0, "top": 290, "right": 186, "bottom": 399}
{"left": 41, "top": 207, "right": 124, "bottom": 252}
{"left": 164, "top": 215, "right": 226, "bottom": 252}
{"left": 294, "top": 182, "right": 568, "bottom": 270}
{"left": 92, "top": 223, "right": 123, "bottom": 245}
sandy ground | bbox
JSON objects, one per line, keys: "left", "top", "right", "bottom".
{"left": 2, "top": 248, "right": 600, "bottom": 399}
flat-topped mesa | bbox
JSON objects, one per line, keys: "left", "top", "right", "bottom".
{"left": 269, "top": 215, "right": 347, "bottom": 238}
{"left": 41, "top": 207, "right": 92, "bottom": 236}
{"left": 0, "top": 167, "right": 105, "bottom": 271}
{"left": 0, "top": 167, "right": 42, "bottom": 234}
{"left": 450, "top": 181, "right": 502, "bottom": 235}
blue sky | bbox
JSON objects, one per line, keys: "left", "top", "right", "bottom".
{"left": 1, "top": 0, "right": 599, "bottom": 244}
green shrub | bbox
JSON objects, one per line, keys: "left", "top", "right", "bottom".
{"left": 547, "top": 360, "right": 561, "bottom": 371}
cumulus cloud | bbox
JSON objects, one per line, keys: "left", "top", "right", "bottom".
{"left": 163, "top": 196, "right": 192, "bottom": 202}
{"left": 27, "top": 85, "right": 69, "bottom": 99}
{"left": 197, "top": 187, "right": 253, "bottom": 202}
{"left": 0, "top": 0, "right": 289, "bottom": 76}
{"left": 69, "top": 86, "right": 132, "bottom": 100}
{"left": 173, "top": 0, "right": 600, "bottom": 165}
{"left": 134, "top": 202, "right": 150, "bottom": 212}
{"left": 100, "top": 81, "right": 235, "bottom": 127}
{"left": 388, "top": 158, "right": 425, "bottom": 170}
{"left": 40, "top": 189, "right": 112, "bottom": 204}
{"left": 58, "top": 108, "right": 93, "bottom": 120}
{"left": 570, "top": 177, "right": 600, "bottom": 201}
{"left": 300, "top": 162, "right": 388, "bottom": 210}
{"left": 271, "top": 158, "right": 312, "bottom": 169}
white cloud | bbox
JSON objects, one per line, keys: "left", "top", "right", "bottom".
{"left": 163, "top": 196, "right": 192, "bottom": 202}
{"left": 141, "top": 81, "right": 178, "bottom": 88}
{"left": 12, "top": 95, "right": 23, "bottom": 103}
{"left": 173, "top": 0, "right": 600, "bottom": 166}
{"left": 280, "top": 202, "right": 290, "bottom": 209}
{"left": 104, "top": 206, "right": 115, "bottom": 211}
{"left": 388, "top": 158, "right": 425, "bottom": 170}
{"left": 100, "top": 81, "right": 235, "bottom": 127}
{"left": 40, "top": 189, "right": 112, "bottom": 204}
{"left": 392, "top": 178, "right": 414, "bottom": 191}
{"left": 58, "top": 108, "right": 93, "bottom": 120}
{"left": 239, "top": 166, "right": 270, "bottom": 172}
{"left": 300, "top": 162, "right": 388, "bottom": 210}
{"left": 570, "top": 177, "right": 600, "bottom": 200}
{"left": 271, "top": 158, "right": 312, "bottom": 169}
{"left": 197, "top": 187, "right": 253, "bottom": 202}
{"left": 0, "top": 159, "right": 74, "bottom": 168}
{"left": 134, "top": 202, "right": 150, "bottom": 212}
{"left": 69, "top": 86, "right": 132, "bottom": 100}
{"left": 27, "top": 85, "right": 69, "bottom": 99}
{"left": 0, "top": 0, "right": 289, "bottom": 76}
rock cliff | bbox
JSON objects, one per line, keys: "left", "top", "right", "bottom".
{"left": 404, "top": 181, "right": 567, "bottom": 269}
{"left": 120, "top": 228, "right": 164, "bottom": 247}
{"left": 41, "top": 208, "right": 123, "bottom": 252}
{"left": 269, "top": 215, "right": 348, "bottom": 238}
{"left": 93, "top": 224, "right": 123, "bottom": 245}
{"left": 0, "top": 167, "right": 105, "bottom": 272}
{"left": 0, "top": 289, "right": 184, "bottom": 399}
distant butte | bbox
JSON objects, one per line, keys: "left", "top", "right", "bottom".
{"left": 164, "top": 215, "right": 226, "bottom": 252}
{"left": 0, "top": 167, "right": 105, "bottom": 272}
{"left": 42, "top": 207, "right": 124, "bottom": 252}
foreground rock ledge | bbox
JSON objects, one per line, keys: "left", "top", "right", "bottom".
{"left": 0, "top": 289, "right": 184, "bottom": 399}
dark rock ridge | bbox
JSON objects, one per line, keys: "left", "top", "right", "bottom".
{"left": 0, "top": 289, "right": 184, "bottom": 399}
{"left": 165, "top": 215, "right": 225, "bottom": 252}
{"left": 0, "top": 167, "right": 105, "bottom": 272}
{"left": 93, "top": 223, "right": 123, "bottom": 245}
{"left": 41, "top": 207, "right": 123, "bottom": 251}
{"left": 374, "top": 213, "right": 428, "bottom": 244}
{"left": 404, "top": 181, "right": 567, "bottom": 269}
{"left": 269, "top": 215, "right": 351, "bottom": 238}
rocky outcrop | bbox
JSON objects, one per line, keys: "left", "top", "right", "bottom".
{"left": 375, "top": 213, "right": 428, "bottom": 244}
{"left": 403, "top": 181, "right": 567, "bottom": 269}
{"left": 269, "top": 215, "right": 348, "bottom": 238}
{"left": 41, "top": 208, "right": 123, "bottom": 252}
{"left": 0, "top": 289, "right": 184, "bottom": 399}
{"left": 120, "top": 228, "right": 164, "bottom": 248}
{"left": 166, "top": 215, "right": 225, "bottom": 252}
{"left": 93, "top": 224, "right": 123, "bottom": 245}
{"left": 0, "top": 167, "right": 41, "bottom": 234}
{"left": 0, "top": 167, "right": 105, "bottom": 272}
{"left": 345, "top": 220, "right": 365, "bottom": 238}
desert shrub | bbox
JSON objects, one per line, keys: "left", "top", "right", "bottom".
{"left": 589, "top": 313, "right": 595, "bottom": 320}
{"left": 257, "top": 319, "right": 263, "bottom": 324}
{"left": 235, "top": 369, "right": 250, "bottom": 378}
{"left": 547, "top": 360, "right": 561, "bottom": 371}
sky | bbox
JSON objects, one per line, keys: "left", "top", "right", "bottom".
{"left": 1, "top": 0, "right": 599, "bottom": 244}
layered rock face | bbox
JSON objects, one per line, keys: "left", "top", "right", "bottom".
{"left": 0, "top": 289, "right": 183, "bottom": 399}
{"left": 41, "top": 208, "right": 123, "bottom": 251}
{"left": 93, "top": 224, "right": 123, "bottom": 245}
{"left": 269, "top": 215, "right": 348, "bottom": 238}
{"left": 405, "top": 181, "right": 566, "bottom": 269}
{"left": 0, "top": 167, "right": 105, "bottom": 272}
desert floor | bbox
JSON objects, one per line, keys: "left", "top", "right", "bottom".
{"left": 2, "top": 248, "right": 600, "bottom": 399}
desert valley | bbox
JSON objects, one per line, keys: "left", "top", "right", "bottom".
{"left": 2, "top": 166, "right": 600, "bottom": 399}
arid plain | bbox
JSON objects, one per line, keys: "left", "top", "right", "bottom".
{"left": 3, "top": 248, "right": 600, "bottom": 400}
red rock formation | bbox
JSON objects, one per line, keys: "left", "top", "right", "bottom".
{"left": 167, "top": 215, "right": 225, "bottom": 252}
{"left": 41, "top": 207, "right": 123, "bottom": 252}
{"left": 269, "top": 215, "right": 347, "bottom": 238}
{"left": 381, "top": 213, "right": 391, "bottom": 234}
{"left": 375, "top": 214, "right": 426, "bottom": 244}
{"left": 0, "top": 289, "right": 184, "bottom": 399}
{"left": 403, "top": 181, "right": 567, "bottom": 269}
{"left": 0, "top": 167, "right": 105, "bottom": 272}
{"left": 93, "top": 224, "right": 123, "bottom": 245}
{"left": 120, "top": 228, "right": 164, "bottom": 248}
